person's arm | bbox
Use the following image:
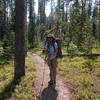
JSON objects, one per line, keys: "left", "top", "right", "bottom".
{"left": 46, "top": 49, "right": 58, "bottom": 56}
{"left": 42, "top": 48, "right": 51, "bottom": 56}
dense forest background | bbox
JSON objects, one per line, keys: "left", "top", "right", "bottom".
{"left": 0, "top": 0, "right": 100, "bottom": 100}
{"left": 0, "top": 0, "right": 100, "bottom": 54}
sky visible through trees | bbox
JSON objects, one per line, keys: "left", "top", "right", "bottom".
{"left": 0, "top": 0, "right": 100, "bottom": 99}
{"left": 34, "top": 0, "right": 96, "bottom": 17}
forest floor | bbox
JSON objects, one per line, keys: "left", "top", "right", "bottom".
{"left": 28, "top": 52, "right": 72, "bottom": 100}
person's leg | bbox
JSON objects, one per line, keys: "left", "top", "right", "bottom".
{"left": 53, "top": 67, "right": 56, "bottom": 82}
{"left": 47, "top": 60, "right": 53, "bottom": 81}
{"left": 47, "top": 59, "right": 58, "bottom": 86}
{"left": 50, "top": 66, "right": 53, "bottom": 81}
{"left": 52, "top": 59, "right": 58, "bottom": 83}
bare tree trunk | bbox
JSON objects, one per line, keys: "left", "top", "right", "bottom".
{"left": 38, "top": 0, "right": 46, "bottom": 25}
{"left": 58, "top": 0, "right": 60, "bottom": 10}
{"left": 14, "top": 0, "right": 26, "bottom": 78}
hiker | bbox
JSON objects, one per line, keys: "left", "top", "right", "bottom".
{"left": 44, "top": 34, "right": 58, "bottom": 87}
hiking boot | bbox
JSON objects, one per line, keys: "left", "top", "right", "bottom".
{"left": 48, "top": 80, "right": 53, "bottom": 86}
{"left": 54, "top": 80, "right": 56, "bottom": 84}
{"left": 53, "top": 81, "right": 56, "bottom": 87}
{"left": 48, "top": 80, "right": 56, "bottom": 88}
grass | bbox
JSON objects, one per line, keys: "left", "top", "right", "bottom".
{"left": 31, "top": 47, "right": 100, "bottom": 100}
{"left": 2, "top": 46, "right": 100, "bottom": 100}
{"left": 57, "top": 56, "right": 100, "bottom": 100}
{"left": 30, "top": 48, "right": 43, "bottom": 55}
{"left": 0, "top": 56, "right": 36, "bottom": 100}
{"left": 92, "top": 47, "right": 100, "bottom": 53}
{"left": 62, "top": 47, "right": 100, "bottom": 54}
{"left": 30, "top": 48, "right": 46, "bottom": 59}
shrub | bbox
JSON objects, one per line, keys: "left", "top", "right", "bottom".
{"left": 0, "top": 57, "right": 36, "bottom": 100}
{"left": 95, "top": 68, "right": 100, "bottom": 77}
{"left": 74, "top": 75, "right": 93, "bottom": 87}
{"left": 67, "top": 42, "right": 78, "bottom": 54}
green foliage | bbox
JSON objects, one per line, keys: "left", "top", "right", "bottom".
{"left": 0, "top": 57, "right": 36, "bottom": 100}
{"left": 67, "top": 1, "right": 95, "bottom": 53}
{"left": 28, "top": 25, "right": 44, "bottom": 49}
{"left": 95, "top": 68, "right": 100, "bottom": 77}
{"left": 83, "top": 59, "right": 94, "bottom": 71}
{"left": 57, "top": 56, "right": 100, "bottom": 100}
{"left": 0, "top": 8, "right": 4, "bottom": 13}
{"left": 0, "top": 41, "right": 3, "bottom": 47}
{"left": 0, "top": 52, "right": 11, "bottom": 65}
{"left": 31, "top": 48, "right": 43, "bottom": 56}
{"left": 75, "top": 88, "right": 95, "bottom": 100}
{"left": 3, "top": 31, "right": 15, "bottom": 55}
{"left": 67, "top": 42, "right": 78, "bottom": 54}
{"left": 74, "top": 75, "right": 93, "bottom": 87}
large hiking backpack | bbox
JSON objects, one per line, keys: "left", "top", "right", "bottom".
{"left": 45, "top": 35, "right": 63, "bottom": 58}
{"left": 46, "top": 39, "right": 62, "bottom": 59}
{"left": 54, "top": 39, "right": 63, "bottom": 58}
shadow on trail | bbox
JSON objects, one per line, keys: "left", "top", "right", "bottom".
{"left": 37, "top": 86, "right": 58, "bottom": 100}
{"left": 0, "top": 77, "right": 21, "bottom": 100}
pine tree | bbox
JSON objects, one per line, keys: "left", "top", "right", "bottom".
{"left": 14, "top": 0, "right": 26, "bottom": 78}
{"left": 28, "top": 0, "right": 36, "bottom": 48}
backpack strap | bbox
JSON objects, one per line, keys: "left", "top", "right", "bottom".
{"left": 47, "top": 42, "right": 56, "bottom": 52}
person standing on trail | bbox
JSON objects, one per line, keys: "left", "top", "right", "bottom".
{"left": 44, "top": 34, "right": 58, "bottom": 87}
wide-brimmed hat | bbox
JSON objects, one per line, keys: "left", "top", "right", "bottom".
{"left": 46, "top": 34, "right": 55, "bottom": 39}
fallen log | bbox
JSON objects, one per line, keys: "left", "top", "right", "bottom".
{"left": 62, "top": 53, "right": 100, "bottom": 56}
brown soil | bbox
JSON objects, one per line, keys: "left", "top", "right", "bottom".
{"left": 28, "top": 53, "right": 71, "bottom": 100}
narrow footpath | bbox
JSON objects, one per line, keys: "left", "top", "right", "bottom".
{"left": 28, "top": 53, "right": 71, "bottom": 100}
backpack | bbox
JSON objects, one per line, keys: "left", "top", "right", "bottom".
{"left": 55, "top": 39, "right": 63, "bottom": 58}
{"left": 47, "top": 38, "right": 63, "bottom": 59}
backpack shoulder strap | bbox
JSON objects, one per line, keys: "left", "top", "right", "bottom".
{"left": 52, "top": 41, "right": 56, "bottom": 49}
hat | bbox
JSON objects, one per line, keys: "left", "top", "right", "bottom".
{"left": 46, "top": 34, "right": 55, "bottom": 39}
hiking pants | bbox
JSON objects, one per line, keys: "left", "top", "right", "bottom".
{"left": 47, "top": 58, "right": 58, "bottom": 82}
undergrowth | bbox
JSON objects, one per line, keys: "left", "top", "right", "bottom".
{"left": 32, "top": 48, "right": 100, "bottom": 100}
{"left": 57, "top": 56, "right": 100, "bottom": 100}
{"left": 0, "top": 56, "right": 36, "bottom": 100}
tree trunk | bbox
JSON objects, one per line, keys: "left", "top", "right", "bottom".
{"left": 58, "top": 0, "right": 60, "bottom": 10}
{"left": 14, "top": 0, "right": 26, "bottom": 78}
{"left": 38, "top": 0, "right": 46, "bottom": 25}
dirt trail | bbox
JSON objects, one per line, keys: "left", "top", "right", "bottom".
{"left": 28, "top": 53, "right": 71, "bottom": 100}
